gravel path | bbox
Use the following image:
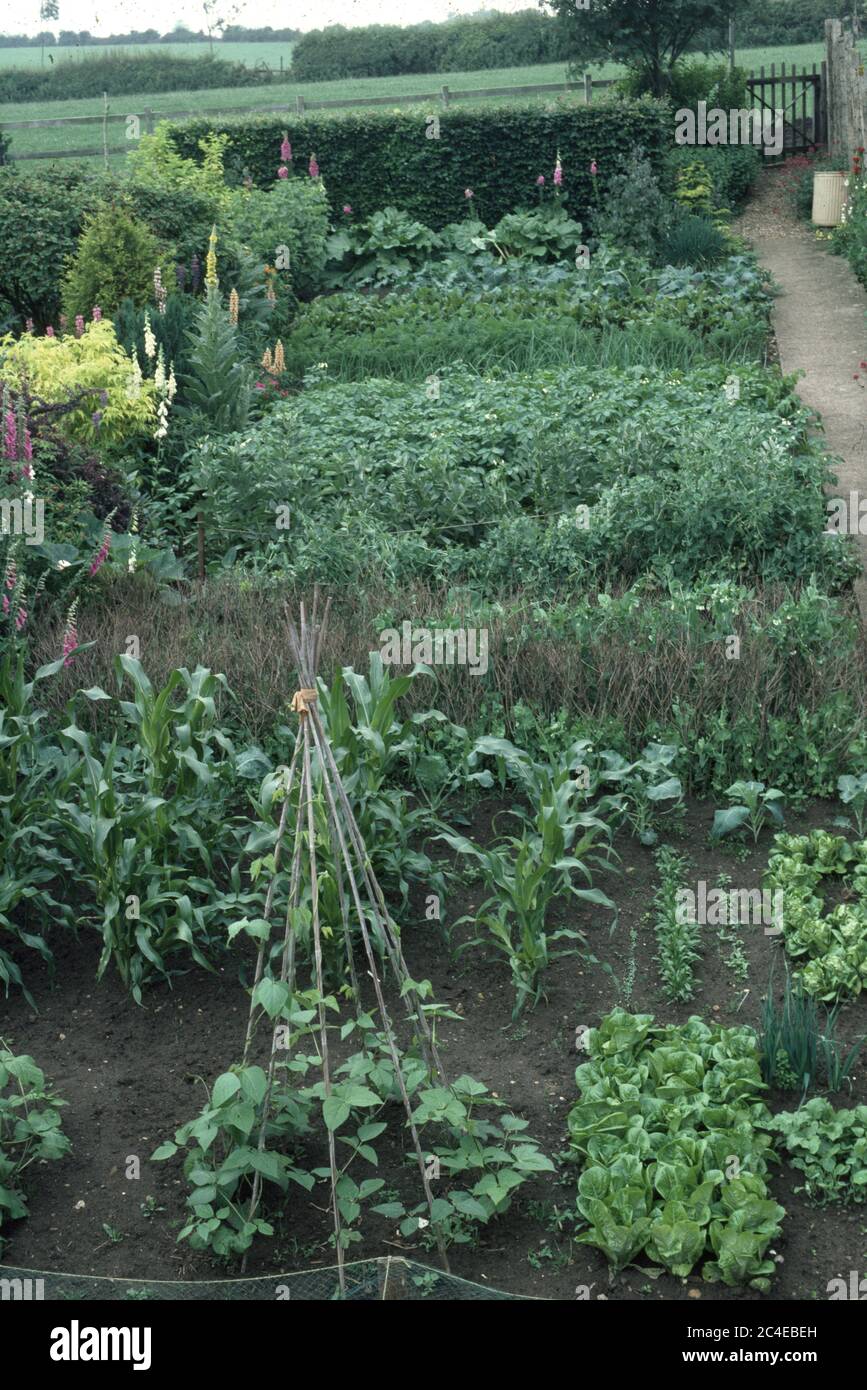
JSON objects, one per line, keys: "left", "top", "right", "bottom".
{"left": 735, "top": 164, "right": 867, "bottom": 619}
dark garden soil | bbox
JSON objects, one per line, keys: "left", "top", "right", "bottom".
{"left": 3, "top": 797, "right": 866, "bottom": 1302}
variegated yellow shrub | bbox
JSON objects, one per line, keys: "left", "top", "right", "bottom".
{"left": 0, "top": 321, "right": 156, "bottom": 445}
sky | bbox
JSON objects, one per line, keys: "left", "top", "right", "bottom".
{"left": 2, "top": 1, "right": 544, "bottom": 36}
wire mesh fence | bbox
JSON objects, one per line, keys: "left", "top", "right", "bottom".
{"left": 0, "top": 1255, "right": 528, "bottom": 1301}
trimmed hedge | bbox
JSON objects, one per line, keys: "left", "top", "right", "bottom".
{"left": 0, "top": 53, "right": 271, "bottom": 105}
{"left": 164, "top": 96, "right": 673, "bottom": 229}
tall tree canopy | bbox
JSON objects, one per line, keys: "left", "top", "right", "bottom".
{"left": 543, "top": 0, "right": 744, "bottom": 95}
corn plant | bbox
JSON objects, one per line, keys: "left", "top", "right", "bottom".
{"left": 285, "top": 653, "right": 446, "bottom": 911}
{"left": 0, "top": 648, "right": 77, "bottom": 1002}
{"left": 113, "top": 656, "right": 235, "bottom": 800}
{"left": 54, "top": 662, "right": 240, "bottom": 1001}
{"left": 438, "top": 741, "right": 617, "bottom": 1016}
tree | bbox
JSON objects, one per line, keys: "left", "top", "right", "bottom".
{"left": 544, "top": 0, "right": 745, "bottom": 96}
{"left": 39, "top": 0, "right": 58, "bottom": 66}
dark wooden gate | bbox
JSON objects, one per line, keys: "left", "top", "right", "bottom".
{"left": 745, "top": 63, "right": 826, "bottom": 155}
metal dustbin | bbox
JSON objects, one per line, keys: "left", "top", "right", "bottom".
{"left": 812, "top": 170, "right": 848, "bottom": 226}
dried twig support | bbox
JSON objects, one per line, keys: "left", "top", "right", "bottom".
{"left": 241, "top": 589, "right": 452, "bottom": 1288}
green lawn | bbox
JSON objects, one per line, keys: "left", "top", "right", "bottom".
{"left": 1, "top": 41, "right": 864, "bottom": 165}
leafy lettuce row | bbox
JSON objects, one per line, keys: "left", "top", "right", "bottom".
{"left": 764, "top": 831, "right": 867, "bottom": 1001}
{"left": 567, "top": 1009, "right": 784, "bottom": 1290}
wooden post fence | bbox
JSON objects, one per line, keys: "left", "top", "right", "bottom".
{"left": 825, "top": 17, "right": 867, "bottom": 163}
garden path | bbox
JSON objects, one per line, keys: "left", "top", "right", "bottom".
{"left": 735, "top": 165, "right": 867, "bottom": 621}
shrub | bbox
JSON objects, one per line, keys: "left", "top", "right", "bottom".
{"left": 592, "top": 146, "right": 674, "bottom": 260}
{"left": 291, "top": 12, "right": 571, "bottom": 81}
{"left": 665, "top": 145, "right": 761, "bottom": 210}
{"left": 0, "top": 166, "right": 103, "bottom": 327}
{"left": 164, "top": 97, "right": 672, "bottom": 229}
{"left": 0, "top": 321, "right": 156, "bottom": 446}
{"left": 60, "top": 204, "right": 167, "bottom": 321}
{"left": 619, "top": 58, "right": 749, "bottom": 110}
{"left": 222, "top": 177, "right": 331, "bottom": 299}
{"left": 122, "top": 182, "right": 220, "bottom": 266}
{"left": 127, "top": 126, "right": 232, "bottom": 215}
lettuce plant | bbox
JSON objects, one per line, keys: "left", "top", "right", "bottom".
{"left": 763, "top": 829, "right": 867, "bottom": 1002}
{"left": 567, "top": 1009, "right": 784, "bottom": 1290}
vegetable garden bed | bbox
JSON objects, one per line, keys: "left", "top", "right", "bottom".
{"left": 3, "top": 797, "right": 865, "bottom": 1301}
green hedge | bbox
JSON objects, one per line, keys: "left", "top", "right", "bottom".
{"left": 0, "top": 53, "right": 271, "bottom": 104}
{"left": 164, "top": 96, "right": 672, "bottom": 229}
{"left": 290, "top": 13, "right": 572, "bottom": 81}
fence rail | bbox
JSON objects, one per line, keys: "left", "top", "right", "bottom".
{"left": 0, "top": 76, "right": 616, "bottom": 161}
{"left": 0, "top": 68, "right": 830, "bottom": 163}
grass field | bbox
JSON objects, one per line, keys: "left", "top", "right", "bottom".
{"left": 0, "top": 41, "right": 294, "bottom": 69}
{"left": 1, "top": 41, "right": 864, "bottom": 165}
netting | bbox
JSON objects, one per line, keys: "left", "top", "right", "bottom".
{"left": 0, "top": 1256, "right": 529, "bottom": 1301}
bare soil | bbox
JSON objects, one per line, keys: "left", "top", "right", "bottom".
{"left": 3, "top": 797, "right": 866, "bottom": 1303}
